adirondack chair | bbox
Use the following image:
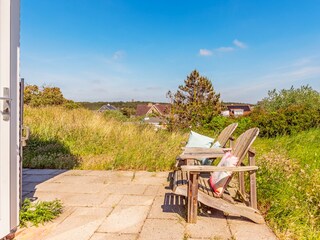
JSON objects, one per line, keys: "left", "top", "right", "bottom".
{"left": 176, "top": 123, "right": 238, "bottom": 167}
{"left": 215, "top": 122, "right": 238, "bottom": 148}
{"left": 172, "top": 128, "right": 264, "bottom": 224}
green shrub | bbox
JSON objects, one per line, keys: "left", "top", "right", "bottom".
{"left": 196, "top": 115, "right": 252, "bottom": 137}
{"left": 250, "top": 106, "right": 320, "bottom": 137}
{"left": 102, "top": 110, "right": 128, "bottom": 122}
{"left": 63, "top": 100, "right": 81, "bottom": 109}
{"left": 252, "top": 85, "right": 320, "bottom": 137}
{"left": 258, "top": 85, "right": 320, "bottom": 112}
{"left": 206, "top": 115, "right": 231, "bottom": 134}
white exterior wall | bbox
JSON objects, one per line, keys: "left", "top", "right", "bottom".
{"left": 0, "top": 0, "right": 20, "bottom": 238}
{"left": 221, "top": 110, "right": 230, "bottom": 117}
{"left": 233, "top": 109, "right": 244, "bottom": 116}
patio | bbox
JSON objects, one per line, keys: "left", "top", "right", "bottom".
{"left": 16, "top": 169, "right": 277, "bottom": 240}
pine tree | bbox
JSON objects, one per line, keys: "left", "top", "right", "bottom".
{"left": 167, "top": 70, "right": 221, "bottom": 129}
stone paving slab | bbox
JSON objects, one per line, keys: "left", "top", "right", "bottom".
{"left": 143, "top": 185, "right": 160, "bottom": 196}
{"left": 185, "top": 211, "right": 232, "bottom": 239}
{"left": 25, "top": 191, "right": 110, "bottom": 207}
{"left": 97, "top": 205, "right": 150, "bottom": 234}
{"left": 34, "top": 182, "right": 107, "bottom": 194}
{"left": 119, "top": 195, "right": 154, "bottom": 206}
{"left": 99, "top": 194, "right": 123, "bottom": 208}
{"left": 17, "top": 169, "right": 278, "bottom": 240}
{"left": 102, "top": 184, "right": 148, "bottom": 195}
{"left": 44, "top": 207, "right": 112, "bottom": 240}
{"left": 138, "top": 219, "right": 185, "bottom": 240}
{"left": 131, "top": 172, "right": 168, "bottom": 185}
{"left": 50, "top": 175, "right": 108, "bottom": 184}
{"left": 89, "top": 232, "right": 138, "bottom": 240}
{"left": 227, "top": 217, "right": 278, "bottom": 240}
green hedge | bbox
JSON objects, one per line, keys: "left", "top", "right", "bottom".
{"left": 250, "top": 106, "right": 320, "bottom": 137}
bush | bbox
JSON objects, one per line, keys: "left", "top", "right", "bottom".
{"left": 251, "top": 85, "right": 320, "bottom": 137}
{"left": 102, "top": 110, "right": 128, "bottom": 122}
{"left": 24, "top": 84, "right": 79, "bottom": 108}
{"left": 63, "top": 100, "right": 81, "bottom": 109}
{"left": 258, "top": 85, "right": 320, "bottom": 112}
{"left": 196, "top": 115, "right": 252, "bottom": 137}
{"left": 251, "top": 105, "right": 320, "bottom": 137}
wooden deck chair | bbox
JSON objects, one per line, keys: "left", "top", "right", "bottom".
{"left": 215, "top": 122, "right": 238, "bottom": 148}
{"left": 176, "top": 123, "right": 238, "bottom": 167}
{"left": 173, "top": 128, "right": 264, "bottom": 224}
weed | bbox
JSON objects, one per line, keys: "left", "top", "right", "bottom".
{"left": 183, "top": 232, "right": 190, "bottom": 240}
{"left": 20, "top": 198, "right": 63, "bottom": 227}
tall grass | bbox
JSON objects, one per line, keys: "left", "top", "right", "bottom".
{"left": 254, "top": 129, "right": 320, "bottom": 239}
{"left": 24, "top": 106, "right": 186, "bottom": 171}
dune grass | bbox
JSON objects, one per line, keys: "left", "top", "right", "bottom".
{"left": 23, "top": 106, "right": 186, "bottom": 171}
{"left": 24, "top": 106, "right": 319, "bottom": 239}
{"left": 254, "top": 129, "right": 320, "bottom": 239}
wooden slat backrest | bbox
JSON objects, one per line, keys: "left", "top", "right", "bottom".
{"left": 218, "top": 127, "right": 259, "bottom": 197}
{"left": 216, "top": 123, "right": 238, "bottom": 147}
{"left": 231, "top": 128, "right": 259, "bottom": 164}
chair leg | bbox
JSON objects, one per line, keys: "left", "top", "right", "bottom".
{"left": 187, "top": 172, "right": 199, "bottom": 223}
{"left": 249, "top": 152, "right": 257, "bottom": 209}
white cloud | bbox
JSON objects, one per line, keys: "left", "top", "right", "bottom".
{"left": 113, "top": 50, "right": 126, "bottom": 60}
{"left": 233, "top": 39, "right": 247, "bottom": 49}
{"left": 199, "top": 49, "right": 213, "bottom": 56}
{"left": 216, "top": 47, "right": 234, "bottom": 52}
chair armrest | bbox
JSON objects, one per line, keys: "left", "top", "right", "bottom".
{"left": 181, "top": 165, "right": 258, "bottom": 173}
{"left": 179, "top": 147, "right": 227, "bottom": 159}
{"left": 182, "top": 147, "right": 230, "bottom": 154}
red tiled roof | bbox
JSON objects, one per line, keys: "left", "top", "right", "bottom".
{"left": 226, "top": 105, "right": 251, "bottom": 112}
{"left": 136, "top": 104, "right": 171, "bottom": 116}
{"left": 153, "top": 104, "right": 171, "bottom": 115}
{"left": 136, "top": 104, "right": 152, "bottom": 116}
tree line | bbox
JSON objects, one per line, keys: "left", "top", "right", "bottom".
{"left": 24, "top": 70, "right": 320, "bottom": 138}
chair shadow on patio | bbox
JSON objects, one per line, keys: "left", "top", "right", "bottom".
{"left": 162, "top": 193, "right": 187, "bottom": 219}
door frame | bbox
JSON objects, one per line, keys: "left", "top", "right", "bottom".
{"left": 0, "top": 0, "right": 20, "bottom": 238}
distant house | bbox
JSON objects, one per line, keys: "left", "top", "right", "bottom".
{"left": 225, "top": 105, "right": 252, "bottom": 117}
{"left": 98, "top": 104, "right": 118, "bottom": 112}
{"left": 136, "top": 103, "right": 171, "bottom": 129}
{"left": 136, "top": 103, "right": 171, "bottom": 117}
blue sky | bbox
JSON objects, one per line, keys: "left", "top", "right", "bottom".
{"left": 21, "top": 0, "right": 320, "bottom": 103}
